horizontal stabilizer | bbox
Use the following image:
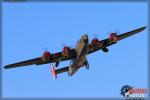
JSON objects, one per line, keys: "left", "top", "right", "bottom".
{"left": 50, "top": 64, "right": 69, "bottom": 79}
{"left": 55, "top": 66, "right": 69, "bottom": 74}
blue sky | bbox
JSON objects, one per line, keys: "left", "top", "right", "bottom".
{"left": 2, "top": 2, "right": 148, "bottom": 98}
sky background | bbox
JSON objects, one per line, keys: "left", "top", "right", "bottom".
{"left": 2, "top": 2, "right": 148, "bottom": 98}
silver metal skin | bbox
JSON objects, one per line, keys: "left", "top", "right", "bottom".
{"left": 68, "top": 34, "right": 89, "bottom": 76}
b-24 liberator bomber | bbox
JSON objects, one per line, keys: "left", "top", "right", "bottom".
{"left": 4, "top": 26, "right": 146, "bottom": 79}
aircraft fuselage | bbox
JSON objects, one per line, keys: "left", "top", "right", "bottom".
{"left": 68, "top": 34, "right": 89, "bottom": 76}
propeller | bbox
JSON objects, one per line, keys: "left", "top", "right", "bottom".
{"left": 62, "top": 43, "right": 73, "bottom": 49}
{"left": 108, "top": 30, "right": 119, "bottom": 35}
{"left": 93, "top": 34, "right": 98, "bottom": 38}
{"left": 61, "top": 43, "right": 66, "bottom": 48}
{"left": 115, "top": 29, "right": 120, "bottom": 34}
{"left": 42, "top": 47, "right": 48, "bottom": 52}
{"left": 92, "top": 34, "right": 99, "bottom": 40}
{"left": 42, "top": 47, "right": 52, "bottom": 55}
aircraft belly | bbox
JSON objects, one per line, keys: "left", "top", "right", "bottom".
{"left": 68, "top": 34, "right": 89, "bottom": 76}
{"left": 68, "top": 66, "right": 79, "bottom": 76}
{"left": 68, "top": 44, "right": 88, "bottom": 76}
{"left": 75, "top": 44, "right": 88, "bottom": 67}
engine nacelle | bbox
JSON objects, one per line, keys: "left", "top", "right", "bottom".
{"left": 109, "top": 33, "right": 117, "bottom": 42}
{"left": 91, "top": 38, "right": 99, "bottom": 45}
{"left": 41, "top": 51, "right": 51, "bottom": 62}
{"left": 62, "top": 46, "right": 71, "bottom": 56}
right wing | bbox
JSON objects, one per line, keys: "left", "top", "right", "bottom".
{"left": 117, "top": 26, "right": 146, "bottom": 41}
{"left": 4, "top": 49, "right": 76, "bottom": 69}
{"left": 88, "top": 26, "right": 146, "bottom": 54}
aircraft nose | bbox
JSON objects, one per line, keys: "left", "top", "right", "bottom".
{"left": 83, "top": 34, "right": 88, "bottom": 43}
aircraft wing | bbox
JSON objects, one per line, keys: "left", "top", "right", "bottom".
{"left": 4, "top": 26, "right": 146, "bottom": 69}
{"left": 117, "top": 26, "right": 146, "bottom": 41}
{"left": 4, "top": 57, "right": 43, "bottom": 69}
{"left": 4, "top": 49, "right": 76, "bottom": 69}
{"left": 88, "top": 26, "right": 146, "bottom": 54}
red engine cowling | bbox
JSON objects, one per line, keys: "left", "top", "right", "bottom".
{"left": 42, "top": 51, "right": 51, "bottom": 62}
{"left": 91, "top": 38, "right": 99, "bottom": 48}
{"left": 62, "top": 46, "right": 70, "bottom": 56}
{"left": 109, "top": 33, "right": 117, "bottom": 42}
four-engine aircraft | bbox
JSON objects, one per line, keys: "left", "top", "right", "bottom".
{"left": 4, "top": 26, "right": 146, "bottom": 79}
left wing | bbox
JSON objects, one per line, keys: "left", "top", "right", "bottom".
{"left": 4, "top": 49, "right": 76, "bottom": 69}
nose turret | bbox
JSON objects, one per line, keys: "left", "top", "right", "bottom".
{"left": 82, "top": 34, "right": 88, "bottom": 43}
